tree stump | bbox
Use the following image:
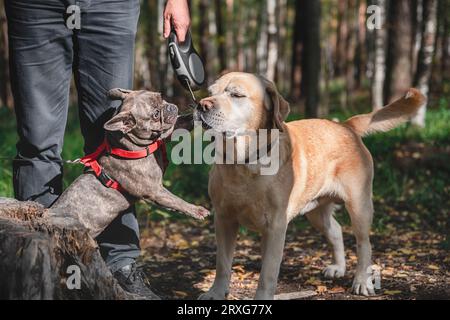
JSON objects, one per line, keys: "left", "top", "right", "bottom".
{"left": 0, "top": 198, "right": 131, "bottom": 300}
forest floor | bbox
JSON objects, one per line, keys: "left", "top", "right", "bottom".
{"left": 139, "top": 218, "right": 449, "bottom": 300}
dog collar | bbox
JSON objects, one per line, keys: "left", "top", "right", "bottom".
{"left": 80, "top": 138, "right": 167, "bottom": 194}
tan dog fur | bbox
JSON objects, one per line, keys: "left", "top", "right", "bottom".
{"left": 196, "top": 72, "right": 425, "bottom": 300}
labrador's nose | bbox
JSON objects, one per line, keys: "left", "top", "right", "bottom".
{"left": 166, "top": 103, "right": 178, "bottom": 114}
{"left": 164, "top": 103, "right": 178, "bottom": 124}
{"left": 199, "top": 97, "right": 215, "bottom": 112}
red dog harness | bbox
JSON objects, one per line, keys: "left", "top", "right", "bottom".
{"left": 80, "top": 138, "right": 167, "bottom": 194}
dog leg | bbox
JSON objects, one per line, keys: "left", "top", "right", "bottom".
{"left": 255, "top": 222, "right": 287, "bottom": 300}
{"left": 199, "top": 214, "right": 238, "bottom": 300}
{"left": 145, "top": 187, "right": 210, "bottom": 220}
{"left": 306, "top": 203, "right": 346, "bottom": 278}
{"left": 345, "top": 193, "right": 375, "bottom": 296}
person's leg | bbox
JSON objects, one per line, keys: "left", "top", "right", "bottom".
{"left": 72, "top": 0, "right": 141, "bottom": 273}
{"left": 6, "top": 0, "right": 73, "bottom": 207}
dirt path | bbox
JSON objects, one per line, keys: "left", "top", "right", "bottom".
{"left": 139, "top": 219, "right": 449, "bottom": 300}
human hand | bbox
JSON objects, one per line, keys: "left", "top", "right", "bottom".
{"left": 163, "top": 0, "right": 191, "bottom": 42}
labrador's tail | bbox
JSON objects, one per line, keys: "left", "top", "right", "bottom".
{"left": 344, "top": 88, "right": 426, "bottom": 137}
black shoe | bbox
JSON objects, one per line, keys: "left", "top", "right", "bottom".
{"left": 113, "top": 263, "right": 161, "bottom": 300}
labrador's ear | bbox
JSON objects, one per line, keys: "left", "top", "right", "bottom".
{"left": 108, "top": 88, "right": 132, "bottom": 101}
{"left": 261, "top": 77, "right": 290, "bottom": 131}
{"left": 104, "top": 111, "right": 136, "bottom": 133}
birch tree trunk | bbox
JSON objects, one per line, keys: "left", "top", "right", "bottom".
{"left": 412, "top": 0, "right": 438, "bottom": 127}
{"left": 257, "top": 0, "right": 268, "bottom": 76}
{"left": 266, "top": 0, "right": 278, "bottom": 81}
{"left": 371, "top": 0, "right": 387, "bottom": 109}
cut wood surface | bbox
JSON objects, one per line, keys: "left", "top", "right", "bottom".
{"left": 0, "top": 198, "right": 131, "bottom": 300}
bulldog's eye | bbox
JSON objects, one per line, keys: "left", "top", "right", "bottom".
{"left": 152, "top": 110, "right": 161, "bottom": 120}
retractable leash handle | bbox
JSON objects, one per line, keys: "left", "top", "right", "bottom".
{"left": 168, "top": 29, "right": 206, "bottom": 104}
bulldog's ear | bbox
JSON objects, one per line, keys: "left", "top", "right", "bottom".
{"left": 104, "top": 111, "right": 136, "bottom": 133}
{"left": 261, "top": 77, "right": 290, "bottom": 131}
{"left": 108, "top": 88, "right": 132, "bottom": 101}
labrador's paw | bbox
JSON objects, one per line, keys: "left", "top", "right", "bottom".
{"left": 198, "top": 290, "right": 226, "bottom": 300}
{"left": 352, "top": 274, "right": 376, "bottom": 296}
{"left": 323, "top": 264, "right": 346, "bottom": 279}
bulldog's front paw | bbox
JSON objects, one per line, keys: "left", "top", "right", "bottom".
{"left": 198, "top": 289, "right": 226, "bottom": 300}
{"left": 352, "top": 274, "right": 376, "bottom": 296}
{"left": 323, "top": 264, "right": 346, "bottom": 279}
{"left": 187, "top": 205, "right": 210, "bottom": 220}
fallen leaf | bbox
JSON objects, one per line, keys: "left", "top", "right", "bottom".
{"left": 305, "top": 277, "right": 322, "bottom": 286}
{"left": 384, "top": 290, "right": 402, "bottom": 295}
{"left": 329, "top": 287, "right": 346, "bottom": 294}
{"left": 199, "top": 269, "right": 212, "bottom": 274}
{"left": 427, "top": 264, "right": 440, "bottom": 271}
{"left": 233, "top": 265, "right": 246, "bottom": 273}
{"left": 173, "top": 291, "right": 188, "bottom": 298}
{"left": 382, "top": 267, "right": 394, "bottom": 276}
{"left": 399, "top": 248, "right": 414, "bottom": 255}
{"left": 316, "top": 285, "right": 327, "bottom": 294}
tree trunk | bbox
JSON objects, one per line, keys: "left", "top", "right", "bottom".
{"left": 0, "top": 198, "right": 132, "bottom": 300}
{"left": 266, "top": 0, "right": 278, "bottom": 81}
{"left": 385, "top": 0, "right": 414, "bottom": 102}
{"left": 335, "top": 0, "right": 348, "bottom": 77}
{"left": 134, "top": 11, "right": 151, "bottom": 90}
{"left": 257, "top": 1, "right": 268, "bottom": 76}
{"left": 412, "top": 0, "right": 438, "bottom": 127}
{"left": 198, "top": 0, "right": 211, "bottom": 84}
{"left": 344, "top": 0, "right": 358, "bottom": 108}
{"left": 301, "top": 0, "right": 321, "bottom": 118}
{"left": 440, "top": 0, "right": 450, "bottom": 87}
{"left": 226, "top": 0, "right": 236, "bottom": 71}
{"left": 214, "top": 0, "right": 227, "bottom": 72}
{"left": 371, "top": 0, "right": 387, "bottom": 109}
{"left": 412, "top": 0, "right": 424, "bottom": 77}
{"left": 290, "top": 0, "right": 303, "bottom": 101}
{"left": 235, "top": 3, "right": 245, "bottom": 71}
{"left": 276, "top": 0, "right": 288, "bottom": 91}
{"left": 355, "top": 0, "right": 367, "bottom": 89}
{"left": 0, "top": 2, "right": 13, "bottom": 110}
{"left": 141, "top": 0, "right": 160, "bottom": 91}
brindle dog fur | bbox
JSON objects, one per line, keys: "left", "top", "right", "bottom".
{"left": 49, "top": 88, "right": 209, "bottom": 238}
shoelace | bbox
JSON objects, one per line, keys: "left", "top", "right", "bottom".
{"left": 127, "top": 265, "right": 146, "bottom": 284}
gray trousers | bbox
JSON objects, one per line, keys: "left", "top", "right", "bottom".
{"left": 6, "top": 0, "right": 141, "bottom": 272}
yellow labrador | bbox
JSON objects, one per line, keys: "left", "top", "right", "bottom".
{"left": 196, "top": 72, "right": 425, "bottom": 300}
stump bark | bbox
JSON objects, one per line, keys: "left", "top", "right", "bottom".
{"left": 0, "top": 198, "right": 131, "bottom": 300}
